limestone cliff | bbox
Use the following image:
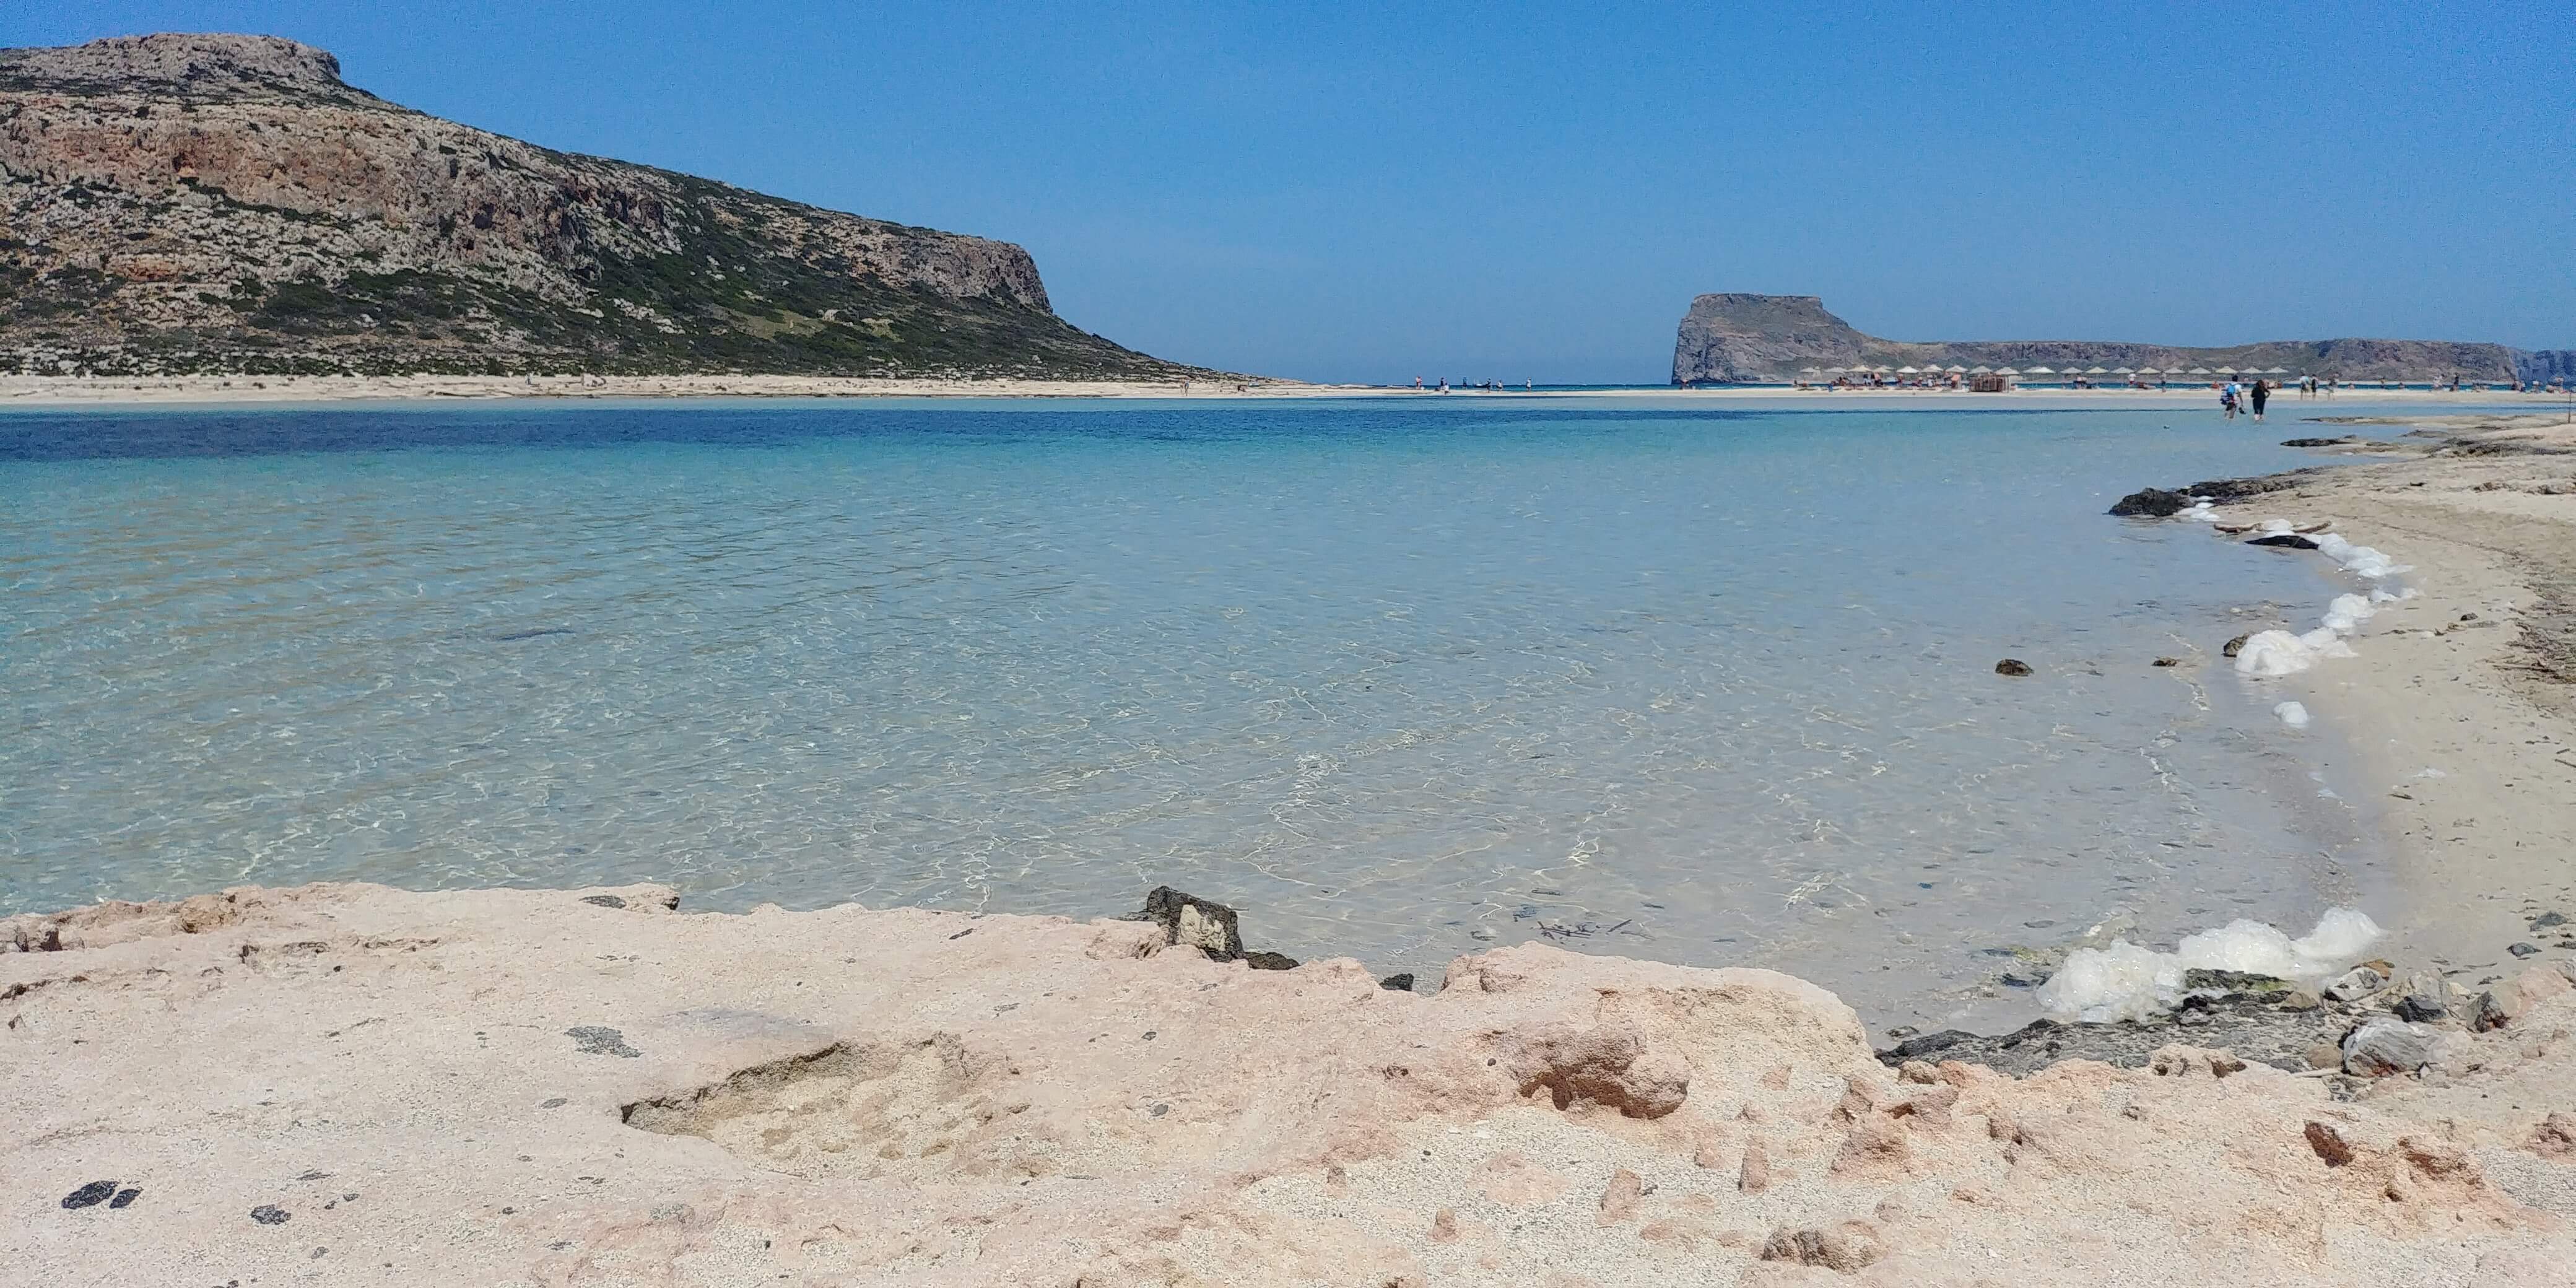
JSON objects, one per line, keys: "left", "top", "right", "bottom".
{"left": 0, "top": 33, "right": 1202, "bottom": 378}
{"left": 1673, "top": 294, "right": 2556, "bottom": 386}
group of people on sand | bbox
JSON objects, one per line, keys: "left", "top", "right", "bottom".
{"left": 2221, "top": 377, "right": 2273, "bottom": 422}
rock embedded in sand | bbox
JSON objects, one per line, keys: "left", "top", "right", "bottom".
{"left": 1502, "top": 1022, "right": 1689, "bottom": 1118}
{"left": 1596, "top": 1168, "right": 1643, "bottom": 1224}
{"left": 1994, "top": 658, "right": 2034, "bottom": 677}
{"left": 2223, "top": 632, "right": 2252, "bottom": 658}
{"left": 2393, "top": 973, "right": 2454, "bottom": 1023}
{"left": 59, "top": 1180, "right": 117, "bottom": 1209}
{"left": 2324, "top": 964, "right": 2391, "bottom": 1004}
{"left": 2343, "top": 1017, "right": 2436, "bottom": 1077}
{"left": 1139, "top": 886, "right": 1245, "bottom": 959}
{"left": 1759, "top": 1220, "right": 1885, "bottom": 1272}
{"left": 1377, "top": 973, "right": 1414, "bottom": 992}
{"left": 1739, "top": 1136, "right": 1772, "bottom": 1193}
{"left": 2248, "top": 533, "right": 2323, "bottom": 550}
{"left": 2305, "top": 1121, "right": 2357, "bottom": 1167}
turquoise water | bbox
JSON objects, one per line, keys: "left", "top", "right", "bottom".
{"left": 1, "top": 398, "right": 2387, "bottom": 1024}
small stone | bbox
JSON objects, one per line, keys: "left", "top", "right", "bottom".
{"left": 1738, "top": 1136, "right": 1771, "bottom": 1193}
{"left": 2531, "top": 912, "right": 2568, "bottom": 931}
{"left": 1994, "top": 658, "right": 2034, "bottom": 677}
{"left": 565, "top": 1025, "right": 640, "bottom": 1058}
{"left": 1378, "top": 973, "right": 1414, "bottom": 992}
{"left": 2152, "top": 656, "right": 2181, "bottom": 667}
{"left": 2343, "top": 1017, "right": 2435, "bottom": 1077}
{"left": 2392, "top": 972, "right": 2453, "bottom": 1022}
{"left": 60, "top": 1180, "right": 117, "bottom": 1210}
{"left": 2471, "top": 991, "right": 2510, "bottom": 1033}
{"left": 108, "top": 1188, "right": 140, "bottom": 1209}
{"left": 1428, "top": 1208, "right": 1460, "bottom": 1243}
{"left": 2304, "top": 1121, "right": 2355, "bottom": 1166}
{"left": 250, "top": 1204, "right": 290, "bottom": 1225}
{"left": 2304, "top": 1043, "right": 2343, "bottom": 1070}
{"left": 2281, "top": 989, "right": 2321, "bottom": 1011}
{"left": 1240, "top": 951, "right": 1298, "bottom": 971}
{"left": 2248, "top": 534, "right": 2321, "bottom": 550}
{"left": 540, "top": 1097, "right": 568, "bottom": 1108}
{"left": 578, "top": 894, "right": 627, "bottom": 909}
{"left": 2509, "top": 942, "right": 2541, "bottom": 958}
{"left": 2222, "top": 632, "right": 2251, "bottom": 658}
{"left": 1596, "top": 1168, "right": 1643, "bottom": 1225}
{"left": 1759, "top": 1221, "right": 1884, "bottom": 1272}
{"left": 2323, "top": 964, "right": 2390, "bottom": 1003}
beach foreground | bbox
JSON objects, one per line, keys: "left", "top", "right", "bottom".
{"left": 7, "top": 880, "right": 2576, "bottom": 1287}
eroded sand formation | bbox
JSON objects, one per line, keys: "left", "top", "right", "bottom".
{"left": 9, "top": 881, "right": 2576, "bottom": 1286}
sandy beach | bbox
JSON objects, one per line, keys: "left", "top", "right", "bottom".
{"left": 11, "top": 402, "right": 2576, "bottom": 1286}
{"left": 2171, "top": 411, "right": 2576, "bottom": 977}
{"left": 3, "top": 371, "right": 2567, "bottom": 406}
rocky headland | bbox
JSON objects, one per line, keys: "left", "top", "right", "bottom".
{"left": 1671, "top": 294, "right": 2574, "bottom": 387}
{"left": 0, "top": 33, "right": 1207, "bottom": 381}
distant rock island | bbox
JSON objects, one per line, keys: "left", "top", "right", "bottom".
{"left": 1672, "top": 294, "right": 2574, "bottom": 386}
{"left": 0, "top": 33, "right": 1204, "bottom": 380}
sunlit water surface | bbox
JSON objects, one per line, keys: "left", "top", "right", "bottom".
{"left": 1, "top": 397, "right": 2401, "bottom": 1026}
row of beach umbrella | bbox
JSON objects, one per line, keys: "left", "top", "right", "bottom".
{"left": 1799, "top": 364, "right": 2297, "bottom": 378}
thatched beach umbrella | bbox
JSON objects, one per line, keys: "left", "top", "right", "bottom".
{"left": 2137, "top": 367, "right": 2160, "bottom": 374}
{"left": 2264, "top": 367, "right": 2289, "bottom": 375}
{"left": 2026, "top": 366, "right": 2055, "bottom": 375}
{"left": 2085, "top": 366, "right": 2108, "bottom": 375}
{"left": 2114, "top": 367, "right": 2135, "bottom": 375}
{"left": 1970, "top": 365, "right": 1993, "bottom": 374}
{"left": 2216, "top": 366, "right": 2237, "bottom": 375}
{"left": 1897, "top": 365, "right": 1920, "bottom": 374}
{"left": 2188, "top": 367, "right": 2211, "bottom": 375}
{"left": 1996, "top": 367, "right": 2021, "bottom": 376}
{"left": 1947, "top": 365, "right": 1966, "bottom": 373}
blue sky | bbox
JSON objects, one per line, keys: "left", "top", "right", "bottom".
{"left": 12, "top": 2, "right": 2571, "bottom": 382}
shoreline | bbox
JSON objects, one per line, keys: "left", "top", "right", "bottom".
{"left": 12, "top": 411, "right": 2576, "bottom": 1282}
{"left": 4, "top": 371, "right": 2568, "bottom": 407}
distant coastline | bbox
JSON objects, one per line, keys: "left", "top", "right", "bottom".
{"left": 7, "top": 372, "right": 2571, "bottom": 407}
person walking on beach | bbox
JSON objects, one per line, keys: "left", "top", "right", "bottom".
{"left": 2250, "top": 378, "right": 2269, "bottom": 422}
{"left": 2221, "top": 380, "right": 2240, "bottom": 419}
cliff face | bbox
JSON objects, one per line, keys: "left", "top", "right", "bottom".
{"left": 1673, "top": 294, "right": 2554, "bottom": 385}
{"left": 0, "top": 33, "right": 1198, "bottom": 378}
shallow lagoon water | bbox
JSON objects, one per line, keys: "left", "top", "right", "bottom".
{"left": 2, "top": 397, "right": 2398, "bottom": 1025}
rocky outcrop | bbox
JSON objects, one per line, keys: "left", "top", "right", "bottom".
{"left": 1672, "top": 293, "right": 2559, "bottom": 386}
{"left": 0, "top": 33, "right": 1202, "bottom": 379}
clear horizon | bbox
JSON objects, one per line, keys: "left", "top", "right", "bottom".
{"left": 10, "top": 1, "right": 2569, "bottom": 383}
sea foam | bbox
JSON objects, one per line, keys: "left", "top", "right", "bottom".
{"left": 2039, "top": 908, "right": 2383, "bottom": 1022}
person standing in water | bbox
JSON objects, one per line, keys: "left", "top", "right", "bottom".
{"left": 2249, "top": 377, "right": 2270, "bottom": 422}
{"left": 2221, "top": 380, "right": 2240, "bottom": 419}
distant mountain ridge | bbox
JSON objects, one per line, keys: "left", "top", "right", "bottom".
{"left": 1673, "top": 294, "right": 2572, "bottom": 386}
{"left": 0, "top": 33, "right": 1205, "bottom": 379}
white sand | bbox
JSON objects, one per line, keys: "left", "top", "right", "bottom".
{"left": 7, "top": 884, "right": 2574, "bottom": 1286}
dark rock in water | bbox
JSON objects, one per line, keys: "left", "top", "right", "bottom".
{"left": 565, "top": 1025, "right": 640, "bottom": 1058}
{"left": 579, "top": 894, "right": 627, "bottom": 909}
{"left": 2247, "top": 534, "right": 2321, "bottom": 550}
{"left": 2510, "top": 941, "right": 2542, "bottom": 957}
{"left": 108, "top": 1187, "right": 140, "bottom": 1209}
{"left": 1994, "top": 658, "right": 2034, "bottom": 677}
{"left": 492, "top": 627, "right": 576, "bottom": 642}
{"left": 1139, "top": 887, "right": 1245, "bottom": 960}
{"left": 2108, "top": 487, "right": 2193, "bottom": 518}
{"left": 2222, "top": 633, "right": 2252, "bottom": 658}
{"left": 250, "top": 1204, "right": 291, "bottom": 1225}
{"left": 1379, "top": 973, "right": 1416, "bottom": 992}
{"left": 2282, "top": 437, "right": 2357, "bottom": 448}
{"left": 61, "top": 1180, "right": 117, "bottom": 1209}
{"left": 2152, "top": 656, "right": 2181, "bottom": 667}
{"left": 1241, "top": 950, "right": 1298, "bottom": 971}
{"left": 2181, "top": 968, "right": 2291, "bottom": 996}
{"left": 2183, "top": 474, "right": 2301, "bottom": 503}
